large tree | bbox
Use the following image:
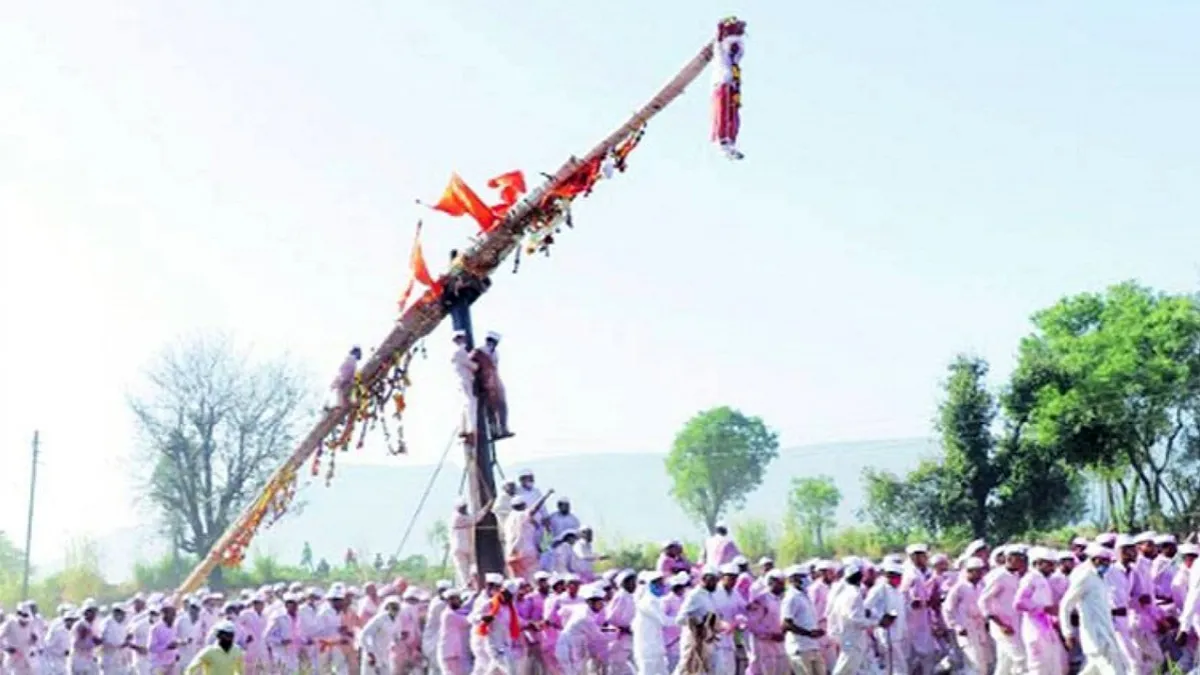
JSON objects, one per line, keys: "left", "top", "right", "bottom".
{"left": 665, "top": 406, "right": 779, "bottom": 533}
{"left": 130, "top": 336, "right": 313, "bottom": 558}
{"left": 787, "top": 476, "right": 841, "bottom": 550}
{"left": 861, "top": 355, "right": 1081, "bottom": 542}
{"left": 1008, "top": 282, "right": 1200, "bottom": 530}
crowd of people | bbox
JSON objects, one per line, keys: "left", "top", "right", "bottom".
{"left": 3, "top": 466, "right": 1200, "bottom": 675}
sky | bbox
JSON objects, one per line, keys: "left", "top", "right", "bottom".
{"left": 2, "top": 1, "right": 1199, "bottom": 567}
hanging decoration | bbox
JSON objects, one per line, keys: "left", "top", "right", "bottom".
{"left": 712, "top": 16, "right": 746, "bottom": 160}
{"left": 220, "top": 465, "right": 300, "bottom": 567}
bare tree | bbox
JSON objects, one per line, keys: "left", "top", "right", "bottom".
{"left": 130, "top": 335, "right": 313, "bottom": 558}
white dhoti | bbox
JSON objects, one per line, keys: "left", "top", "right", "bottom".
{"left": 990, "top": 624, "right": 1026, "bottom": 675}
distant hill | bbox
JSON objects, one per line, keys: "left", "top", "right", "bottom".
{"left": 66, "top": 438, "right": 938, "bottom": 581}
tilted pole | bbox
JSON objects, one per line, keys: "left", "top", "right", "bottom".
{"left": 175, "top": 38, "right": 716, "bottom": 598}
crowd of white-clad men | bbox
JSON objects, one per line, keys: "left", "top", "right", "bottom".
{"left": 4, "top": 463, "right": 1200, "bottom": 675}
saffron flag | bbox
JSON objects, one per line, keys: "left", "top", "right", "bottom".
{"left": 433, "top": 173, "right": 498, "bottom": 232}
{"left": 487, "top": 170, "right": 527, "bottom": 211}
{"left": 397, "top": 221, "right": 440, "bottom": 312}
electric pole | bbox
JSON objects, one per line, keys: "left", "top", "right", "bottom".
{"left": 442, "top": 252, "right": 504, "bottom": 578}
{"left": 22, "top": 430, "right": 39, "bottom": 599}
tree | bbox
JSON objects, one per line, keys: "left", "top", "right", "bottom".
{"left": 861, "top": 355, "right": 1081, "bottom": 543}
{"left": 665, "top": 406, "right": 779, "bottom": 533}
{"left": 300, "top": 542, "right": 314, "bottom": 571}
{"left": 1007, "top": 282, "right": 1200, "bottom": 530}
{"left": 129, "top": 336, "right": 313, "bottom": 558}
{"left": 427, "top": 519, "right": 450, "bottom": 568}
{"left": 787, "top": 476, "right": 841, "bottom": 550}
{"left": 936, "top": 356, "right": 1000, "bottom": 539}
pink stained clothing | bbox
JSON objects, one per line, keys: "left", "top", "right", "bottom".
{"left": 942, "top": 576, "right": 985, "bottom": 634}
{"left": 149, "top": 621, "right": 179, "bottom": 669}
{"left": 660, "top": 592, "right": 683, "bottom": 658}
{"left": 901, "top": 565, "right": 941, "bottom": 657}
{"left": 807, "top": 580, "right": 830, "bottom": 628}
{"left": 1150, "top": 555, "right": 1177, "bottom": 602}
{"left": 655, "top": 553, "right": 690, "bottom": 579}
{"left": 1048, "top": 571, "right": 1070, "bottom": 606}
{"left": 542, "top": 592, "right": 583, "bottom": 655}
{"left": 357, "top": 595, "right": 380, "bottom": 625}
{"left": 745, "top": 588, "right": 787, "bottom": 675}
{"left": 1015, "top": 572, "right": 1066, "bottom": 674}
{"left": 702, "top": 535, "right": 741, "bottom": 567}
{"left": 237, "top": 608, "right": 267, "bottom": 663}
{"left": 978, "top": 567, "right": 1021, "bottom": 632}
{"left": 71, "top": 619, "right": 98, "bottom": 659}
{"left": 605, "top": 589, "right": 636, "bottom": 670}
{"left": 735, "top": 573, "right": 755, "bottom": 602}
{"left": 438, "top": 607, "right": 471, "bottom": 661}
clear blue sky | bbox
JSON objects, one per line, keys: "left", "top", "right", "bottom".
{"left": 2, "top": 1, "right": 1199, "bottom": 566}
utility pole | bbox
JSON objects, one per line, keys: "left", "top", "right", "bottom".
{"left": 442, "top": 252, "right": 505, "bottom": 579}
{"left": 21, "top": 430, "right": 39, "bottom": 599}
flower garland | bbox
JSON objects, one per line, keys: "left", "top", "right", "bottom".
{"left": 220, "top": 464, "right": 299, "bottom": 567}
{"left": 312, "top": 344, "right": 423, "bottom": 485}
{"left": 517, "top": 124, "right": 649, "bottom": 260}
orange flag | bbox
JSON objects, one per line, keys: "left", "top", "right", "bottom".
{"left": 397, "top": 222, "right": 440, "bottom": 312}
{"left": 433, "top": 173, "right": 498, "bottom": 232}
{"left": 487, "top": 170, "right": 527, "bottom": 210}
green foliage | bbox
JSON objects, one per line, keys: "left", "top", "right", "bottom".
{"left": 1007, "top": 282, "right": 1200, "bottom": 531}
{"left": 786, "top": 476, "right": 841, "bottom": 549}
{"left": 664, "top": 406, "right": 780, "bottom": 532}
{"left": 861, "top": 354, "right": 1083, "bottom": 543}
{"left": 731, "top": 518, "right": 776, "bottom": 562}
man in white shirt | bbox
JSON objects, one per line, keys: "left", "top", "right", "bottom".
{"left": 451, "top": 330, "right": 479, "bottom": 442}
{"left": 782, "top": 564, "right": 826, "bottom": 675}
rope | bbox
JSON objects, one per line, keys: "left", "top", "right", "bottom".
{"left": 393, "top": 425, "right": 461, "bottom": 559}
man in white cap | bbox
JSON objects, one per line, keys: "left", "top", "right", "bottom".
{"left": 828, "top": 561, "right": 877, "bottom": 675}
{"left": 557, "top": 584, "right": 607, "bottom": 675}
{"left": 606, "top": 570, "right": 639, "bottom": 675}
{"left": 1109, "top": 535, "right": 1145, "bottom": 673}
{"left": 633, "top": 571, "right": 673, "bottom": 675}
{"left": 96, "top": 602, "right": 129, "bottom": 674}
{"left": 422, "top": 581, "right": 454, "bottom": 675}
{"left": 69, "top": 600, "right": 101, "bottom": 675}
{"left": 979, "top": 544, "right": 1027, "bottom": 675}
{"left": 472, "top": 331, "right": 512, "bottom": 439}
{"left": 451, "top": 496, "right": 495, "bottom": 587}
{"left": 900, "top": 543, "right": 940, "bottom": 675}
{"left": 866, "top": 561, "right": 906, "bottom": 675}
{"left": 1061, "top": 545, "right": 1126, "bottom": 675}
{"left": 452, "top": 330, "right": 480, "bottom": 443}
{"left": 943, "top": 557, "right": 990, "bottom": 675}
{"left": 547, "top": 497, "right": 581, "bottom": 543}
{"left": 745, "top": 568, "right": 788, "bottom": 675}
{"left": 436, "top": 589, "right": 471, "bottom": 675}
{"left": 183, "top": 619, "right": 242, "bottom": 675}
{"left": 1, "top": 603, "right": 37, "bottom": 675}
{"left": 781, "top": 565, "right": 824, "bottom": 675}
{"left": 359, "top": 595, "right": 401, "bottom": 674}
{"left": 236, "top": 593, "right": 268, "bottom": 673}
{"left": 266, "top": 594, "right": 304, "bottom": 673}
{"left": 505, "top": 489, "right": 555, "bottom": 581}
{"left": 673, "top": 566, "right": 721, "bottom": 675}
{"left": 1015, "top": 547, "right": 1067, "bottom": 675}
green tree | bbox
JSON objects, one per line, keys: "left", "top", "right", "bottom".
{"left": 129, "top": 335, "right": 313, "bottom": 558}
{"left": 936, "top": 355, "right": 1000, "bottom": 539}
{"left": 300, "top": 542, "right": 314, "bottom": 571}
{"left": 786, "top": 476, "right": 841, "bottom": 550}
{"left": 1006, "top": 282, "right": 1200, "bottom": 530}
{"left": 664, "top": 407, "right": 780, "bottom": 532}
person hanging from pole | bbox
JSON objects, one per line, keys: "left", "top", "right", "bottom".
{"left": 329, "top": 346, "right": 363, "bottom": 410}
{"left": 470, "top": 333, "right": 513, "bottom": 440}
{"left": 451, "top": 331, "right": 480, "bottom": 444}
{"left": 450, "top": 497, "right": 495, "bottom": 588}
{"left": 711, "top": 16, "right": 747, "bottom": 161}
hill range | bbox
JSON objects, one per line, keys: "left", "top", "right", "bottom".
{"left": 71, "top": 438, "right": 937, "bottom": 581}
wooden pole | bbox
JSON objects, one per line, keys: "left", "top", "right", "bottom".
{"left": 174, "top": 38, "right": 716, "bottom": 598}
{"left": 21, "top": 431, "right": 39, "bottom": 600}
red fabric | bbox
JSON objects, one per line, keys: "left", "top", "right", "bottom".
{"left": 397, "top": 222, "right": 440, "bottom": 311}
{"left": 712, "top": 81, "right": 740, "bottom": 146}
{"left": 487, "top": 170, "right": 527, "bottom": 212}
{"left": 545, "top": 158, "right": 603, "bottom": 204}
{"left": 476, "top": 595, "right": 520, "bottom": 640}
{"left": 433, "top": 174, "right": 499, "bottom": 232}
